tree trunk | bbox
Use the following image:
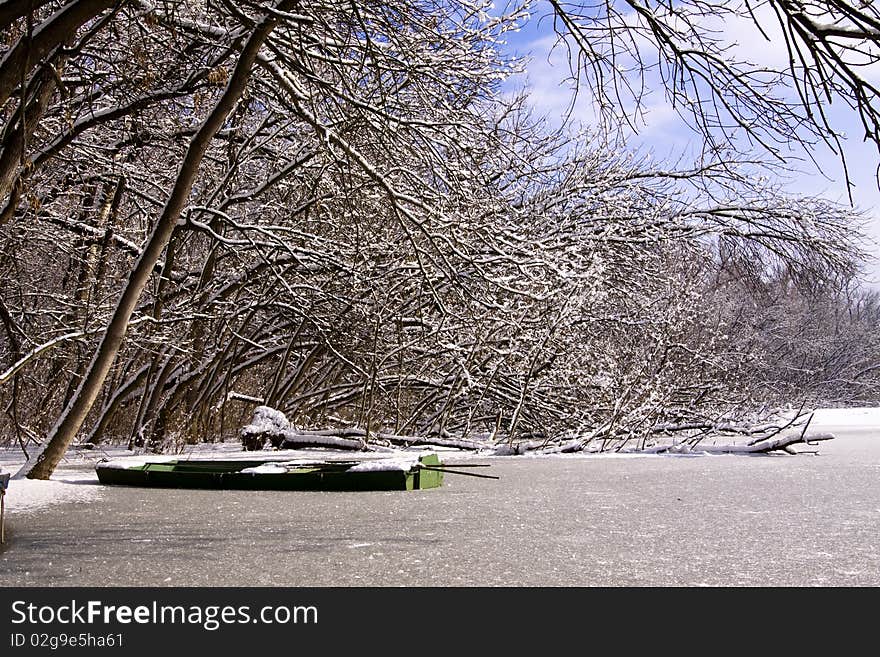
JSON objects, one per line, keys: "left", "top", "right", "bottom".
{"left": 19, "top": 6, "right": 285, "bottom": 479}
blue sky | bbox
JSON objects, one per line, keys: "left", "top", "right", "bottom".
{"left": 496, "top": 1, "right": 880, "bottom": 286}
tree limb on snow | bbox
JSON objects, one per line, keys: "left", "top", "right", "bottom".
{"left": 642, "top": 432, "right": 835, "bottom": 455}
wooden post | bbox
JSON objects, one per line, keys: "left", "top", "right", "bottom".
{"left": 1, "top": 489, "right": 6, "bottom": 544}
{"left": 0, "top": 471, "right": 8, "bottom": 544}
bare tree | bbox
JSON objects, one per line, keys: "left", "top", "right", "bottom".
{"left": 18, "top": 0, "right": 297, "bottom": 478}
{"left": 547, "top": 0, "right": 880, "bottom": 191}
{"left": 0, "top": 1, "right": 875, "bottom": 478}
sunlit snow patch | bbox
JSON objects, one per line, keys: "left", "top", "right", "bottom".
{"left": 2, "top": 470, "right": 102, "bottom": 514}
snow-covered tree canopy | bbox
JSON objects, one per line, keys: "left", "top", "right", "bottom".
{"left": 0, "top": 1, "right": 877, "bottom": 477}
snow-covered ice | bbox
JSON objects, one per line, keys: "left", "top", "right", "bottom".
{"left": 810, "top": 407, "right": 880, "bottom": 429}
{"left": 0, "top": 472, "right": 101, "bottom": 514}
{"left": 0, "top": 454, "right": 102, "bottom": 515}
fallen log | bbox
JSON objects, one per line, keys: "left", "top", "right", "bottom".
{"left": 239, "top": 405, "right": 834, "bottom": 457}
{"left": 638, "top": 432, "right": 835, "bottom": 455}
{"left": 279, "top": 432, "right": 390, "bottom": 452}
{"left": 241, "top": 405, "right": 486, "bottom": 452}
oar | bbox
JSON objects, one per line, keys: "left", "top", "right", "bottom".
{"left": 418, "top": 465, "right": 500, "bottom": 480}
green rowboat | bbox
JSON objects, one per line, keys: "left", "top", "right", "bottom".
{"left": 95, "top": 453, "right": 444, "bottom": 491}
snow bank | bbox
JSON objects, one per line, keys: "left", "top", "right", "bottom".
{"left": 0, "top": 470, "right": 102, "bottom": 514}
{"left": 1, "top": 449, "right": 106, "bottom": 515}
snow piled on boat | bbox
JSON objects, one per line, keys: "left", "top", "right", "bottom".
{"left": 240, "top": 464, "right": 289, "bottom": 474}
{"left": 346, "top": 456, "right": 419, "bottom": 472}
{"left": 99, "top": 455, "right": 177, "bottom": 469}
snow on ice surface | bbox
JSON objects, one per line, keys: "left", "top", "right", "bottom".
{"left": 3, "top": 475, "right": 101, "bottom": 513}
{"left": 0, "top": 447, "right": 119, "bottom": 515}
{"left": 0, "top": 467, "right": 101, "bottom": 514}
{"left": 810, "top": 407, "right": 880, "bottom": 428}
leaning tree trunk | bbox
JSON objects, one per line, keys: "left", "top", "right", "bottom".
{"left": 19, "top": 6, "right": 286, "bottom": 480}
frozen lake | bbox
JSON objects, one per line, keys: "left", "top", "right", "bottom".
{"left": 1, "top": 410, "right": 878, "bottom": 586}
